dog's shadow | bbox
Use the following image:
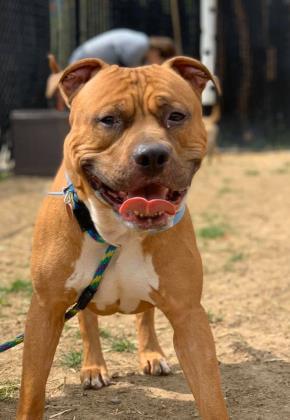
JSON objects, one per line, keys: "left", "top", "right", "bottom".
{"left": 1, "top": 345, "right": 290, "bottom": 419}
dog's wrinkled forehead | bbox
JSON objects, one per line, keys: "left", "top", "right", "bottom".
{"left": 70, "top": 65, "right": 198, "bottom": 118}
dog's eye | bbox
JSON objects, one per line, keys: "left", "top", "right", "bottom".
{"left": 99, "top": 115, "right": 118, "bottom": 127}
{"left": 167, "top": 111, "right": 186, "bottom": 127}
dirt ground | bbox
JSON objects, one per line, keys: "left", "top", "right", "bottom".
{"left": 0, "top": 151, "right": 290, "bottom": 419}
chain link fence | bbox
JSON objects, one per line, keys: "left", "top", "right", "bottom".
{"left": 217, "top": 0, "right": 290, "bottom": 146}
{"left": 0, "top": 0, "right": 49, "bottom": 154}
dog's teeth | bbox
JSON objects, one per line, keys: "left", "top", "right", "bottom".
{"left": 108, "top": 191, "right": 117, "bottom": 197}
{"left": 118, "top": 191, "right": 127, "bottom": 198}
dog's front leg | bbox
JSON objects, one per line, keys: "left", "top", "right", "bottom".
{"left": 136, "top": 308, "right": 171, "bottom": 375}
{"left": 167, "top": 305, "right": 228, "bottom": 420}
{"left": 78, "top": 308, "right": 110, "bottom": 389}
{"left": 17, "top": 294, "right": 66, "bottom": 420}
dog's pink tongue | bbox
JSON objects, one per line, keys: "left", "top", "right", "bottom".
{"left": 119, "top": 197, "right": 176, "bottom": 218}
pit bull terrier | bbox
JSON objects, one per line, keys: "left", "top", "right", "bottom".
{"left": 203, "top": 102, "right": 221, "bottom": 162}
{"left": 17, "top": 56, "right": 228, "bottom": 419}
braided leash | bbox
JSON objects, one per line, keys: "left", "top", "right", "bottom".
{"left": 64, "top": 243, "right": 117, "bottom": 321}
{"left": 0, "top": 180, "right": 117, "bottom": 353}
{"left": 0, "top": 334, "right": 24, "bottom": 353}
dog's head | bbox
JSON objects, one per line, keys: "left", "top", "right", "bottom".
{"left": 59, "top": 57, "right": 218, "bottom": 239}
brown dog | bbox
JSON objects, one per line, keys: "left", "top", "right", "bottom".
{"left": 17, "top": 57, "right": 228, "bottom": 419}
{"left": 203, "top": 102, "right": 221, "bottom": 162}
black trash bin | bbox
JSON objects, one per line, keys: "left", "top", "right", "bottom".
{"left": 11, "top": 109, "right": 69, "bottom": 176}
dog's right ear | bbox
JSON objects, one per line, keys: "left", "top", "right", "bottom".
{"left": 163, "top": 56, "right": 221, "bottom": 97}
{"left": 59, "top": 58, "right": 107, "bottom": 107}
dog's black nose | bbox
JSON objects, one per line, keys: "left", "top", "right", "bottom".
{"left": 133, "top": 144, "right": 170, "bottom": 174}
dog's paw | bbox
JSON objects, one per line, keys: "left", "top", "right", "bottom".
{"left": 139, "top": 351, "right": 171, "bottom": 376}
{"left": 80, "top": 366, "right": 111, "bottom": 390}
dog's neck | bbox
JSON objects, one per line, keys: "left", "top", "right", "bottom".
{"left": 85, "top": 195, "right": 147, "bottom": 246}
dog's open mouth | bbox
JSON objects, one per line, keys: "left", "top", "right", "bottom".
{"left": 86, "top": 172, "right": 187, "bottom": 230}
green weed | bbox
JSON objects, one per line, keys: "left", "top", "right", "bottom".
{"left": 0, "top": 279, "right": 32, "bottom": 295}
{"left": 223, "top": 252, "right": 245, "bottom": 272}
{"left": 244, "top": 169, "right": 260, "bottom": 176}
{"left": 218, "top": 186, "right": 233, "bottom": 195}
{"left": 74, "top": 329, "right": 81, "bottom": 339}
{"left": 222, "top": 177, "right": 232, "bottom": 184}
{"left": 9, "top": 279, "right": 32, "bottom": 294}
{"left": 198, "top": 225, "right": 227, "bottom": 239}
{"left": 111, "top": 338, "right": 136, "bottom": 353}
{"left": 272, "top": 167, "right": 288, "bottom": 174}
{"left": 207, "top": 310, "right": 224, "bottom": 324}
{"left": 201, "top": 213, "right": 219, "bottom": 223}
{"left": 229, "top": 252, "right": 245, "bottom": 263}
{"left": 0, "top": 172, "right": 10, "bottom": 182}
{"left": 100, "top": 328, "right": 112, "bottom": 339}
{"left": 0, "top": 295, "right": 11, "bottom": 307}
{"left": 61, "top": 350, "right": 82, "bottom": 369}
{"left": 0, "top": 382, "right": 18, "bottom": 400}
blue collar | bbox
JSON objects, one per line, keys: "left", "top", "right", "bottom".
{"left": 172, "top": 205, "right": 185, "bottom": 227}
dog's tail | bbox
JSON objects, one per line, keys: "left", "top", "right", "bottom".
{"left": 48, "top": 53, "right": 61, "bottom": 74}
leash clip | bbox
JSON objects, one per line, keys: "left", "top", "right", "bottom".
{"left": 63, "top": 184, "right": 77, "bottom": 210}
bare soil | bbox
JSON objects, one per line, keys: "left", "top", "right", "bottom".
{"left": 0, "top": 151, "right": 290, "bottom": 419}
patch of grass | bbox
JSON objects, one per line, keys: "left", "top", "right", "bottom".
{"left": 198, "top": 224, "right": 227, "bottom": 239}
{"left": 75, "top": 329, "right": 81, "bottom": 339}
{"left": 207, "top": 310, "right": 224, "bottom": 324}
{"left": 0, "top": 382, "right": 18, "bottom": 400}
{"left": 0, "top": 172, "right": 10, "bottom": 182}
{"left": 100, "top": 328, "right": 112, "bottom": 339}
{"left": 63, "top": 323, "right": 73, "bottom": 331}
{"left": 61, "top": 350, "right": 82, "bottom": 369}
{"left": 0, "top": 295, "right": 11, "bottom": 307}
{"left": 244, "top": 169, "right": 260, "bottom": 176}
{"left": 229, "top": 252, "right": 245, "bottom": 263}
{"left": 223, "top": 263, "right": 235, "bottom": 272}
{"left": 222, "top": 177, "right": 231, "bottom": 184}
{"left": 111, "top": 338, "right": 136, "bottom": 353}
{"left": 9, "top": 279, "right": 32, "bottom": 294}
{"left": 0, "top": 279, "right": 32, "bottom": 295}
{"left": 201, "top": 213, "right": 219, "bottom": 223}
{"left": 272, "top": 167, "right": 288, "bottom": 175}
{"left": 218, "top": 186, "right": 233, "bottom": 195}
{"left": 224, "top": 252, "right": 245, "bottom": 272}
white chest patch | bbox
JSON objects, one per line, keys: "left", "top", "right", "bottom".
{"left": 65, "top": 234, "right": 159, "bottom": 313}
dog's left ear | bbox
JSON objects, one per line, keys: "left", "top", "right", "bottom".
{"left": 163, "top": 56, "right": 221, "bottom": 97}
{"left": 59, "top": 58, "right": 108, "bottom": 107}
